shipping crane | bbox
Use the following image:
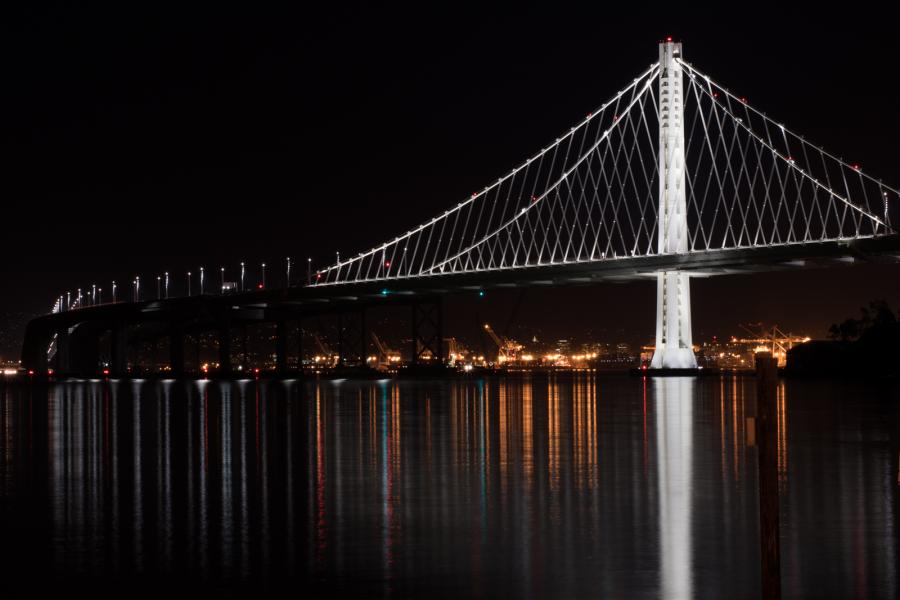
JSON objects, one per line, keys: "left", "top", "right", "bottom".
{"left": 483, "top": 323, "right": 523, "bottom": 363}
{"left": 312, "top": 332, "right": 339, "bottom": 367}
{"left": 445, "top": 337, "right": 461, "bottom": 365}
{"left": 738, "top": 323, "right": 811, "bottom": 366}
{"left": 371, "top": 332, "right": 401, "bottom": 370}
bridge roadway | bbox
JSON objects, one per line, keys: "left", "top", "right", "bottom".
{"left": 21, "top": 235, "right": 900, "bottom": 377}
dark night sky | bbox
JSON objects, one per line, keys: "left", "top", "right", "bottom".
{"left": 1, "top": 3, "right": 899, "bottom": 355}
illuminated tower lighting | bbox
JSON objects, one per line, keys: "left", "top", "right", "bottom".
{"left": 651, "top": 39, "right": 697, "bottom": 370}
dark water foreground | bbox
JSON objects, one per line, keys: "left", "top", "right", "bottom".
{"left": 1, "top": 375, "right": 899, "bottom": 599}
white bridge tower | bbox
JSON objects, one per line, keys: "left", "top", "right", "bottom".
{"left": 651, "top": 39, "right": 697, "bottom": 370}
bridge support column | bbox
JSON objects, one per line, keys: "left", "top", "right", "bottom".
{"left": 110, "top": 322, "right": 128, "bottom": 376}
{"left": 651, "top": 272, "right": 696, "bottom": 369}
{"left": 337, "top": 310, "right": 366, "bottom": 367}
{"left": 169, "top": 324, "right": 185, "bottom": 376}
{"left": 20, "top": 322, "right": 51, "bottom": 375}
{"left": 410, "top": 297, "right": 443, "bottom": 365}
{"left": 69, "top": 326, "right": 101, "bottom": 376}
{"left": 54, "top": 327, "right": 71, "bottom": 375}
{"left": 275, "top": 320, "right": 287, "bottom": 373}
{"left": 218, "top": 322, "right": 233, "bottom": 375}
{"left": 297, "top": 320, "right": 304, "bottom": 373}
{"left": 651, "top": 39, "right": 697, "bottom": 370}
{"left": 241, "top": 325, "right": 249, "bottom": 371}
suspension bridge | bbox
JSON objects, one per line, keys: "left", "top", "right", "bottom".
{"left": 22, "top": 39, "right": 900, "bottom": 376}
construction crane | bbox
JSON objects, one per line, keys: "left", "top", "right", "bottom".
{"left": 371, "top": 332, "right": 401, "bottom": 370}
{"left": 483, "top": 323, "right": 523, "bottom": 364}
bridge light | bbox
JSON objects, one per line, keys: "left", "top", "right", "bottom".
{"left": 478, "top": 290, "right": 485, "bottom": 297}
{"left": 381, "top": 288, "right": 389, "bottom": 296}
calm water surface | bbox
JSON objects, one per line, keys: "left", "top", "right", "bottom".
{"left": 1, "top": 375, "right": 899, "bottom": 598}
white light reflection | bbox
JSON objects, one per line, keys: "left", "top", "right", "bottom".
{"left": 654, "top": 377, "right": 694, "bottom": 600}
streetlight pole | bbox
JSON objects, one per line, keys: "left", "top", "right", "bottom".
{"left": 220, "top": 267, "right": 225, "bottom": 293}
{"left": 200, "top": 267, "right": 205, "bottom": 294}
{"left": 135, "top": 276, "right": 140, "bottom": 302}
{"left": 187, "top": 272, "right": 192, "bottom": 296}
{"left": 157, "top": 276, "right": 161, "bottom": 299}
{"left": 165, "top": 272, "right": 169, "bottom": 298}
{"left": 307, "top": 257, "right": 312, "bottom": 285}
{"left": 286, "top": 257, "right": 291, "bottom": 288}
{"left": 66, "top": 291, "right": 71, "bottom": 311}
{"left": 261, "top": 262, "right": 266, "bottom": 289}
{"left": 92, "top": 284, "right": 96, "bottom": 306}
{"left": 77, "top": 288, "right": 82, "bottom": 307}
{"left": 98, "top": 287, "right": 102, "bottom": 304}
{"left": 112, "top": 281, "right": 116, "bottom": 303}
{"left": 240, "top": 262, "right": 245, "bottom": 291}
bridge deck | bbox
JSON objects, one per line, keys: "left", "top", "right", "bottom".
{"left": 28, "top": 235, "right": 900, "bottom": 327}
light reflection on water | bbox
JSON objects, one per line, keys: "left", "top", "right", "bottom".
{"left": 1, "top": 374, "right": 898, "bottom": 598}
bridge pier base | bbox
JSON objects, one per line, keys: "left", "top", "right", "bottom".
{"left": 650, "top": 271, "right": 697, "bottom": 370}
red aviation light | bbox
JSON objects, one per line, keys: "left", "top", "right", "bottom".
{"left": 666, "top": 36, "right": 673, "bottom": 42}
